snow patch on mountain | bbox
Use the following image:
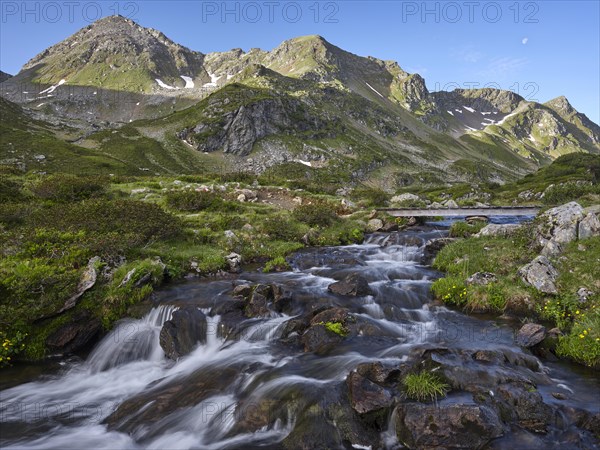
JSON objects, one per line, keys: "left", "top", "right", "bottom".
{"left": 365, "top": 82, "right": 384, "bottom": 98}
{"left": 156, "top": 79, "right": 178, "bottom": 90}
{"left": 180, "top": 76, "right": 194, "bottom": 89}
{"left": 39, "top": 79, "right": 66, "bottom": 95}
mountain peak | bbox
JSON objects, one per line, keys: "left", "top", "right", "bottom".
{"left": 17, "top": 15, "right": 205, "bottom": 92}
{"left": 545, "top": 95, "right": 575, "bottom": 115}
{"left": 91, "top": 14, "right": 136, "bottom": 27}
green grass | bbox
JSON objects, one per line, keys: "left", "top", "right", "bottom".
{"left": 432, "top": 218, "right": 600, "bottom": 367}
{"left": 402, "top": 371, "right": 449, "bottom": 402}
{"left": 448, "top": 220, "right": 486, "bottom": 238}
{"left": 0, "top": 173, "right": 373, "bottom": 364}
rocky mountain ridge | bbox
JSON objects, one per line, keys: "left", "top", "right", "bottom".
{"left": 1, "top": 15, "right": 598, "bottom": 185}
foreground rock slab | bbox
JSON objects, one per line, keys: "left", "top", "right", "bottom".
{"left": 396, "top": 403, "right": 504, "bottom": 449}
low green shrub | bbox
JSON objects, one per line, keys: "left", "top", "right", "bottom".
{"left": 260, "top": 214, "right": 308, "bottom": 241}
{"left": 166, "top": 189, "right": 224, "bottom": 211}
{"left": 352, "top": 186, "right": 389, "bottom": 207}
{"left": 556, "top": 311, "right": 600, "bottom": 368}
{"left": 542, "top": 182, "right": 600, "bottom": 205}
{"left": 431, "top": 277, "right": 468, "bottom": 307}
{"left": 292, "top": 201, "right": 338, "bottom": 227}
{"left": 31, "top": 174, "right": 108, "bottom": 202}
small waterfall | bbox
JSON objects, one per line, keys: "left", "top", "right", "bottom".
{"left": 87, "top": 305, "right": 178, "bottom": 372}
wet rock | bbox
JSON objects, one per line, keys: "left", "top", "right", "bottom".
{"left": 367, "top": 218, "right": 384, "bottom": 232}
{"left": 535, "top": 201, "right": 584, "bottom": 256}
{"left": 271, "top": 283, "right": 293, "bottom": 313}
{"left": 232, "top": 283, "right": 252, "bottom": 298}
{"left": 245, "top": 284, "right": 273, "bottom": 317}
{"left": 518, "top": 256, "right": 559, "bottom": 294}
{"left": 210, "top": 298, "right": 245, "bottom": 316}
{"left": 46, "top": 310, "right": 102, "bottom": 353}
{"left": 280, "top": 316, "right": 310, "bottom": 340}
{"left": 290, "top": 248, "right": 365, "bottom": 270}
{"left": 381, "top": 220, "right": 399, "bottom": 232}
{"left": 422, "top": 237, "right": 456, "bottom": 265}
{"left": 301, "top": 323, "right": 344, "bottom": 353}
{"left": 496, "top": 383, "right": 553, "bottom": 433}
{"left": 346, "top": 371, "right": 393, "bottom": 426}
{"left": 516, "top": 323, "right": 547, "bottom": 347}
{"left": 356, "top": 361, "right": 400, "bottom": 384}
{"left": 159, "top": 306, "right": 208, "bottom": 359}
{"left": 328, "top": 273, "right": 373, "bottom": 297}
{"left": 552, "top": 392, "right": 568, "bottom": 400}
{"left": 466, "top": 272, "right": 497, "bottom": 286}
{"left": 578, "top": 212, "right": 600, "bottom": 239}
{"left": 105, "top": 366, "right": 240, "bottom": 433}
{"left": 475, "top": 223, "right": 522, "bottom": 237}
{"left": 396, "top": 403, "right": 504, "bottom": 449}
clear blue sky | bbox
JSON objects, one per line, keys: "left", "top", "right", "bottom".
{"left": 1, "top": 1, "right": 598, "bottom": 123}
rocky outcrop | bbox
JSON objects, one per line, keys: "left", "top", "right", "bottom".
{"left": 178, "top": 96, "right": 329, "bottom": 156}
{"left": 159, "top": 306, "right": 208, "bottom": 359}
{"left": 328, "top": 273, "right": 373, "bottom": 297}
{"left": 518, "top": 255, "right": 559, "bottom": 294}
{"left": 535, "top": 202, "right": 584, "bottom": 256}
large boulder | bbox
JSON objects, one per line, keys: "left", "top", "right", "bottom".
{"left": 390, "top": 193, "right": 420, "bottom": 204}
{"left": 518, "top": 256, "right": 559, "bottom": 294}
{"left": 302, "top": 308, "right": 354, "bottom": 353}
{"left": 159, "top": 306, "right": 208, "bottom": 359}
{"left": 396, "top": 403, "right": 504, "bottom": 449}
{"left": 474, "top": 223, "right": 522, "bottom": 238}
{"left": 328, "top": 273, "right": 373, "bottom": 297}
{"left": 535, "top": 202, "right": 584, "bottom": 256}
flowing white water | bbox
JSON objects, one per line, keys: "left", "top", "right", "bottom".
{"left": 2, "top": 225, "right": 598, "bottom": 449}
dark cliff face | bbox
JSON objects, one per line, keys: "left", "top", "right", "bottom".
{"left": 177, "top": 96, "right": 330, "bottom": 156}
